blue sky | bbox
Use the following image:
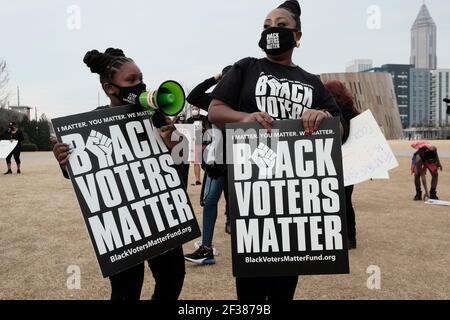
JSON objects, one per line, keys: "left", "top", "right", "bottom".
{"left": 1, "top": 0, "right": 449, "bottom": 119}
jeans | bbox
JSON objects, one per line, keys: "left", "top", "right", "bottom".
{"left": 201, "top": 174, "right": 225, "bottom": 247}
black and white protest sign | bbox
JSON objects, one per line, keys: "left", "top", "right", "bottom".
{"left": 52, "top": 105, "right": 200, "bottom": 278}
{"left": 226, "top": 118, "right": 349, "bottom": 278}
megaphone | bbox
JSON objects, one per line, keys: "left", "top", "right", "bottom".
{"left": 138, "top": 80, "right": 186, "bottom": 117}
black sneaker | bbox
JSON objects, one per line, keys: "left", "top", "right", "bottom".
{"left": 429, "top": 191, "right": 439, "bottom": 200}
{"left": 4, "top": 169, "right": 12, "bottom": 175}
{"left": 225, "top": 220, "right": 231, "bottom": 235}
{"left": 414, "top": 191, "right": 422, "bottom": 201}
{"left": 184, "top": 246, "right": 216, "bottom": 265}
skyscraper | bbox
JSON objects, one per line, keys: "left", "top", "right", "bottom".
{"left": 377, "top": 64, "right": 414, "bottom": 128}
{"left": 430, "top": 69, "right": 450, "bottom": 127}
{"left": 410, "top": 3, "right": 437, "bottom": 70}
{"left": 410, "top": 68, "right": 432, "bottom": 127}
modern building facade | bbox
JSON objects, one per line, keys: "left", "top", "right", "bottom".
{"left": 345, "top": 59, "right": 373, "bottom": 73}
{"left": 409, "top": 68, "right": 432, "bottom": 127}
{"left": 430, "top": 69, "right": 450, "bottom": 127}
{"left": 321, "top": 72, "right": 403, "bottom": 139}
{"left": 375, "top": 64, "right": 414, "bottom": 128}
{"left": 410, "top": 3, "right": 437, "bottom": 70}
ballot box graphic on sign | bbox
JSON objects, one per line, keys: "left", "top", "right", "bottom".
{"left": 52, "top": 105, "right": 201, "bottom": 278}
{"left": 226, "top": 118, "right": 350, "bottom": 278}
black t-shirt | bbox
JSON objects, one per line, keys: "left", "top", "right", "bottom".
{"left": 3, "top": 129, "right": 25, "bottom": 150}
{"left": 211, "top": 57, "right": 342, "bottom": 120}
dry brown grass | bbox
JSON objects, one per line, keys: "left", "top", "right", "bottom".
{"left": 0, "top": 140, "right": 449, "bottom": 300}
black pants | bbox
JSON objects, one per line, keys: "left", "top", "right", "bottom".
{"left": 6, "top": 148, "right": 21, "bottom": 165}
{"left": 345, "top": 185, "right": 356, "bottom": 241}
{"left": 236, "top": 276, "right": 299, "bottom": 301}
{"left": 109, "top": 246, "right": 185, "bottom": 300}
{"left": 175, "top": 163, "right": 190, "bottom": 189}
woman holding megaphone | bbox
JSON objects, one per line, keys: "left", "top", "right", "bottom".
{"left": 52, "top": 48, "right": 186, "bottom": 300}
{"left": 209, "top": 0, "right": 346, "bottom": 301}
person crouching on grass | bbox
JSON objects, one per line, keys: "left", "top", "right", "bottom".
{"left": 52, "top": 48, "right": 186, "bottom": 300}
{"left": 411, "top": 141, "right": 443, "bottom": 201}
{"left": 208, "top": 0, "right": 345, "bottom": 301}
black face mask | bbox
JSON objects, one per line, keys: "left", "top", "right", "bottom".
{"left": 111, "top": 82, "right": 147, "bottom": 105}
{"left": 259, "top": 27, "right": 297, "bottom": 56}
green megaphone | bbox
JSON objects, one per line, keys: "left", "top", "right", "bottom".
{"left": 138, "top": 80, "right": 186, "bottom": 117}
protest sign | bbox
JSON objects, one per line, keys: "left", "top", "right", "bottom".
{"left": 52, "top": 105, "right": 201, "bottom": 277}
{"left": 226, "top": 118, "right": 349, "bottom": 278}
{"left": 0, "top": 140, "right": 18, "bottom": 159}
{"left": 426, "top": 199, "right": 450, "bottom": 207}
{"left": 342, "top": 110, "right": 398, "bottom": 187}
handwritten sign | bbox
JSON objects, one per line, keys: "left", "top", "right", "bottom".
{"left": 174, "top": 124, "right": 199, "bottom": 162}
{"left": 342, "top": 110, "right": 398, "bottom": 187}
{"left": 0, "top": 140, "right": 18, "bottom": 159}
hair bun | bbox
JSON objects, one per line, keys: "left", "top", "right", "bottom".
{"left": 278, "top": 0, "right": 301, "bottom": 17}
{"left": 83, "top": 48, "right": 125, "bottom": 75}
{"left": 104, "top": 48, "right": 125, "bottom": 58}
{"left": 83, "top": 50, "right": 107, "bottom": 74}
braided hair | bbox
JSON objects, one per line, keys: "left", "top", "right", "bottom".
{"left": 83, "top": 48, "right": 134, "bottom": 84}
{"left": 277, "top": 0, "right": 302, "bottom": 31}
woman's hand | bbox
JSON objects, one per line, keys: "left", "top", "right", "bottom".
{"left": 242, "top": 112, "right": 273, "bottom": 130}
{"left": 52, "top": 139, "right": 71, "bottom": 166}
{"left": 302, "top": 109, "right": 331, "bottom": 135}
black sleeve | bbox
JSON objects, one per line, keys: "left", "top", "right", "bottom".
{"left": 187, "top": 77, "right": 218, "bottom": 111}
{"left": 17, "top": 130, "right": 25, "bottom": 142}
{"left": 210, "top": 58, "right": 252, "bottom": 111}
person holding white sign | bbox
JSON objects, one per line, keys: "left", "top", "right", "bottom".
{"left": 208, "top": 0, "right": 345, "bottom": 301}
{"left": 325, "top": 80, "right": 360, "bottom": 250}
{"left": 52, "top": 48, "right": 186, "bottom": 300}
{"left": 2, "top": 122, "right": 24, "bottom": 175}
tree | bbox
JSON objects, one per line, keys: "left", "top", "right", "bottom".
{"left": 36, "top": 114, "right": 52, "bottom": 151}
{"left": 0, "top": 59, "right": 9, "bottom": 108}
{"left": 19, "top": 114, "right": 52, "bottom": 151}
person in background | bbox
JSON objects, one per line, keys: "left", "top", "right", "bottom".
{"left": 52, "top": 48, "right": 186, "bottom": 300}
{"left": 208, "top": 0, "right": 344, "bottom": 300}
{"left": 186, "top": 105, "right": 208, "bottom": 186}
{"left": 411, "top": 141, "right": 443, "bottom": 201}
{"left": 324, "top": 80, "right": 359, "bottom": 250}
{"left": 187, "top": 66, "right": 233, "bottom": 236}
{"left": 183, "top": 68, "right": 233, "bottom": 266}
{"left": 3, "top": 122, "right": 25, "bottom": 175}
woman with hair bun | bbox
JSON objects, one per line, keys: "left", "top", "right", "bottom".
{"left": 52, "top": 48, "right": 186, "bottom": 300}
{"left": 209, "top": 0, "right": 345, "bottom": 300}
